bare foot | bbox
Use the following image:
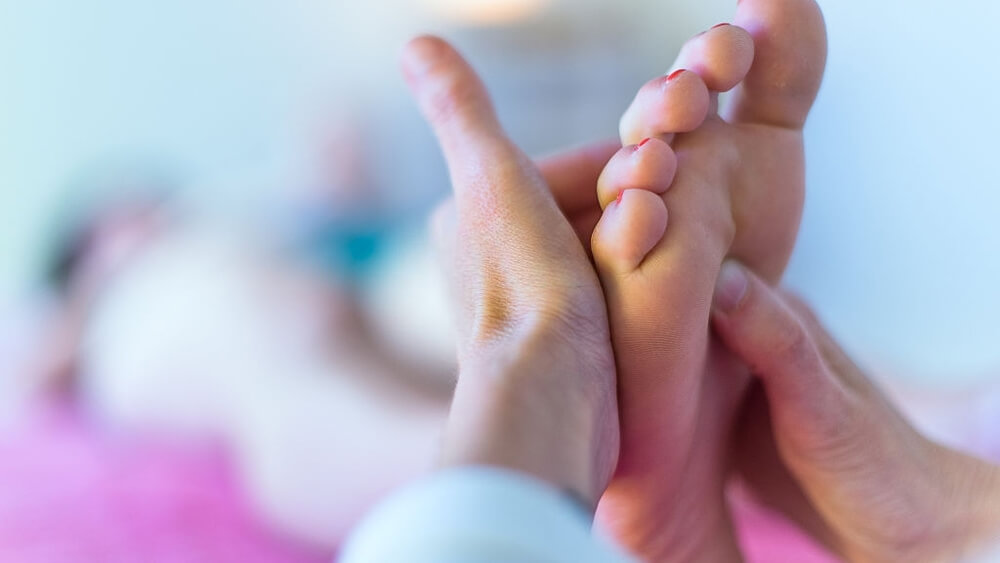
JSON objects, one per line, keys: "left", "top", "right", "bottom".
{"left": 590, "top": 0, "right": 827, "bottom": 559}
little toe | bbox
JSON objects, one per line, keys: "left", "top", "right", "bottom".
{"left": 591, "top": 189, "right": 669, "bottom": 275}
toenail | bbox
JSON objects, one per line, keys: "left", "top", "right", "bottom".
{"left": 666, "top": 69, "right": 685, "bottom": 82}
{"left": 713, "top": 261, "right": 748, "bottom": 313}
{"left": 711, "top": 23, "right": 730, "bottom": 29}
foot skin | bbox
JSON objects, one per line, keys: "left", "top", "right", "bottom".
{"left": 591, "top": 0, "right": 827, "bottom": 560}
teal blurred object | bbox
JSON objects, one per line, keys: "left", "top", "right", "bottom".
{"left": 283, "top": 198, "right": 407, "bottom": 282}
{"left": 302, "top": 218, "right": 391, "bottom": 279}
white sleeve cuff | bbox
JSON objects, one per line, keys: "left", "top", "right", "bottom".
{"left": 339, "top": 466, "right": 635, "bottom": 563}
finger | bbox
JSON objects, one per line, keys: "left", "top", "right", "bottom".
{"left": 710, "top": 261, "right": 846, "bottom": 421}
{"left": 538, "top": 140, "right": 620, "bottom": 215}
{"left": 779, "top": 290, "right": 877, "bottom": 396}
{"left": 402, "top": 36, "right": 505, "bottom": 159}
{"left": 402, "top": 35, "right": 534, "bottom": 204}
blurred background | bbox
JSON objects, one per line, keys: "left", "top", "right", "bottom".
{"left": 1, "top": 0, "right": 999, "bottom": 561}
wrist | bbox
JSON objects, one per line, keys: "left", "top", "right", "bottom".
{"left": 441, "top": 341, "right": 619, "bottom": 509}
{"left": 944, "top": 447, "right": 1000, "bottom": 560}
{"left": 892, "top": 442, "right": 1000, "bottom": 561}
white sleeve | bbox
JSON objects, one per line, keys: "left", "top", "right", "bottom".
{"left": 339, "top": 467, "right": 636, "bottom": 563}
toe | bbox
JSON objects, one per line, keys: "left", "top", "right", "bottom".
{"left": 591, "top": 189, "right": 668, "bottom": 275}
{"left": 619, "top": 70, "right": 710, "bottom": 146}
{"left": 596, "top": 138, "right": 677, "bottom": 209}
{"left": 671, "top": 23, "right": 755, "bottom": 93}
{"left": 725, "top": 0, "right": 827, "bottom": 129}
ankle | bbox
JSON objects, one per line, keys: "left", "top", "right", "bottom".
{"left": 945, "top": 449, "right": 1000, "bottom": 560}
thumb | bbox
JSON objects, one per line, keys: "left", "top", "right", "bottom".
{"left": 402, "top": 36, "right": 528, "bottom": 198}
{"left": 710, "top": 261, "right": 851, "bottom": 436}
{"left": 402, "top": 35, "right": 579, "bottom": 257}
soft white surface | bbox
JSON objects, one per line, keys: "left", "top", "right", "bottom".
{"left": 786, "top": 1, "right": 1000, "bottom": 383}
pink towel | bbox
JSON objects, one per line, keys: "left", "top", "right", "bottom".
{"left": 732, "top": 489, "right": 839, "bottom": 563}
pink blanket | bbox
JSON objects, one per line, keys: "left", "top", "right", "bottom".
{"left": 0, "top": 400, "right": 331, "bottom": 563}
{"left": 3, "top": 398, "right": 916, "bottom": 562}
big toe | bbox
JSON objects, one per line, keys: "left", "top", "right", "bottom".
{"left": 726, "top": 0, "right": 827, "bottom": 129}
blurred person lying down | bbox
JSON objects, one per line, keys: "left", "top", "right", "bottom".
{"left": 20, "top": 161, "right": 456, "bottom": 549}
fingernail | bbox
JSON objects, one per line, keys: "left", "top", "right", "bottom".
{"left": 616, "top": 189, "right": 625, "bottom": 206}
{"left": 713, "top": 261, "right": 748, "bottom": 313}
{"left": 666, "top": 69, "right": 685, "bottom": 82}
{"left": 712, "top": 23, "right": 730, "bottom": 29}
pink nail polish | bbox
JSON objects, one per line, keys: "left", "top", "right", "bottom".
{"left": 666, "top": 69, "right": 685, "bottom": 82}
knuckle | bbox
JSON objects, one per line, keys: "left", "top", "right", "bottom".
{"left": 423, "top": 71, "right": 481, "bottom": 130}
{"left": 769, "top": 318, "right": 821, "bottom": 373}
{"left": 780, "top": 289, "right": 819, "bottom": 322}
{"left": 465, "top": 270, "right": 598, "bottom": 350}
{"left": 779, "top": 378, "right": 861, "bottom": 460}
{"left": 469, "top": 291, "right": 517, "bottom": 344}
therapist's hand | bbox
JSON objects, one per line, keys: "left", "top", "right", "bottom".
{"left": 712, "top": 261, "right": 1000, "bottom": 561}
{"left": 402, "top": 36, "right": 619, "bottom": 508}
